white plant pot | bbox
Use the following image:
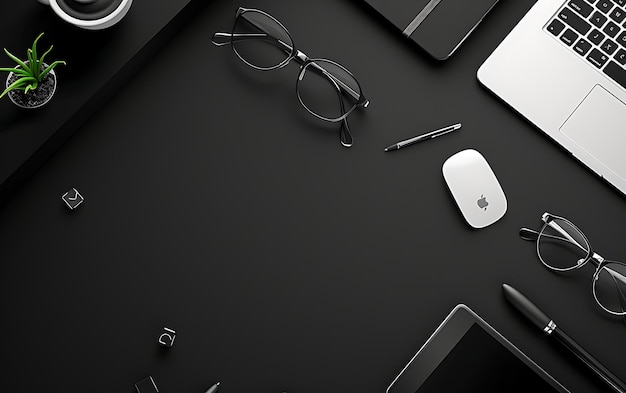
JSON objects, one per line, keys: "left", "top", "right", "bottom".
{"left": 5, "top": 63, "right": 57, "bottom": 109}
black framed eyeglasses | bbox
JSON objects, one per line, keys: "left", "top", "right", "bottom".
{"left": 520, "top": 212, "right": 626, "bottom": 317}
{"left": 211, "top": 7, "right": 369, "bottom": 147}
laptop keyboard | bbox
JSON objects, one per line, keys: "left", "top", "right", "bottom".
{"left": 546, "top": 0, "right": 626, "bottom": 90}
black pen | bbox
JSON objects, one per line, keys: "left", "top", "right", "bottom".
{"left": 502, "top": 284, "right": 626, "bottom": 393}
{"left": 384, "top": 123, "right": 462, "bottom": 152}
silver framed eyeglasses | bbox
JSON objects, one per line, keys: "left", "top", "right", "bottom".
{"left": 211, "top": 7, "right": 369, "bottom": 147}
{"left": 520, "top": 212, "right": 626, "bottom": 317}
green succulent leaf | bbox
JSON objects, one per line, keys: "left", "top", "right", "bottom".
{"left": 27, "top": 49, "right": 38, "bottom": 78}
{"left": 23, "top": 80, "right": 38, "bottom": 94}
{"left": 0, "top": 67, "right": 30, "bottom": 76}
{"left": 3, "top": 48, "right": 30, "bottom": 74}
{"left": 31, "top": 33, "right": 42, "bottom": 67}
{"left": 9, "top": 77, "right": 36, "bottom": 89}
{"left": 40, "top": 60, "right": 66, "bottom": 80}
{"left": 31, "top": 33, "right": 44, "bottom": 80}
{"left": 0, "top": 76, "right": 36, "bottom": 99}
{"left": 39, "top": 45, "right": 54, "bottom": 69}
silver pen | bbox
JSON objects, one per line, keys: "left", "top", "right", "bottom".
{"left": 384, "top": 123, "right": 462, "bottom": 151}
{"left": 205, "top": 382, "right": 220, "bottom": 393}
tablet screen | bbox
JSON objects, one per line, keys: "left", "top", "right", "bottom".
{"left": 418, "top": 323, "right": 558, "bottom": 391}
{"left": 386, "top": 305, "right": 569, "bottom": 393}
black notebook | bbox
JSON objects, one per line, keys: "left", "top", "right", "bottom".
{"left": 362, "top": 0, "right": 499, "bottom": 60}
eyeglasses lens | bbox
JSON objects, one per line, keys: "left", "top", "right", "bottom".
{"left": 594, "top": 262, "right": 626, "bottom": 315}
{"left": 232, "top": 11, "right": 294, "bottom": 70}
{"left": 297, "top": 60, "right": 362, "bottom": 121}
{"left": 538, "top": 218, "right": 590, "bottom": 271}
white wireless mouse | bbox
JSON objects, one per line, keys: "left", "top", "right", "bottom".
{"left": 442, "top": 149, "right": 507, "bottom": 229}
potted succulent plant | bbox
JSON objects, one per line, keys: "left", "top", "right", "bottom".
{"left": 0, "top": 33, "right": 66, "bottom": 109}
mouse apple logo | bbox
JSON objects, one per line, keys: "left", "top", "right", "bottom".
{"left": 477, "top": 194, "right": 488, "bottom": 210}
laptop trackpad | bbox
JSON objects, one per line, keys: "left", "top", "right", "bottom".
{"left": 560, "top": 85, "right": 626, "bottom": 181}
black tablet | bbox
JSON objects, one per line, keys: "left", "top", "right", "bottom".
{"left": 386, "top": 304, "right": 569, "bottom": 393}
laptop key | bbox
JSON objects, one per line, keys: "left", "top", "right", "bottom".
{"left": 574, "top": 38, "right": 593, "bottom": 55}
{"left": 603, "top": 60, "right": 626, "bottom": 88}
{"left": 589, "top": 28, "right": 606, "bottom": 44}
{"left": 596, "top": 0, "right": 615, "bottom": 13}
{"left": 601, "top": 38, "right": 619, "bottom": 54}
{"left": 591, "top": 10, "right": 609, "bottom": 27}
{"left": 547, "top": 19, "right": 566, "bottom": 35}
{"left": 609, "top": 7, "right": 626, "bottom": 23}
{"left": 570, "top": 0, "right": 594, "bottom": 17}
{"left": 615, "top": 48, "right": 626, "bottom": 64}
{"left": 561, "top": 28, "right": 580, "bottom": 45}
{"left": 559, "top": 7, "right": 592, "bottom": 34}
{"left": 616, "top": 0, "right": 626, "bottom": 6}
{"left": 603, "top": 21, "right": 621, "bottom": 36}
{"left": 588, "top": 48, "right": 610, "bottom": 67}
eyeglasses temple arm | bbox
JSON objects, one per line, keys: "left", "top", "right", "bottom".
{"left": 519, "top": 228, "right": 539, "bottom": 241}
{"left": 211, "top": 32, "right": 233, "bottom": 46}
{"left": 336, "top": 83, "right": 353, "bottom": 147}
{"left": 211, "top": 32, "right": 293, "bottom": 52}
{"left": 548, "top": 220, "right": 589, "bottom": 253}
{"left": 300, "top": 56, "right": 363, "bottom": 103}
{"left": 235, "top": 13, "right": 295, "bottom": 54}
{"left": 319, "top": 66, "right": 353, "bottom": 147}
{"left": 520, "top": 225, "right": 588, "bottom": 254}
{"left": 519, "top": 228, "right": 571, "bottom": 244}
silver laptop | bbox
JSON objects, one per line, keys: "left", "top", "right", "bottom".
{"left": 478, "top": 0, "right": 626, "bottom": 195}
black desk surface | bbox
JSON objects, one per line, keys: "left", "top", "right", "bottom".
{"left": 1, "top": 1, "right": 625, "bottom": 392}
